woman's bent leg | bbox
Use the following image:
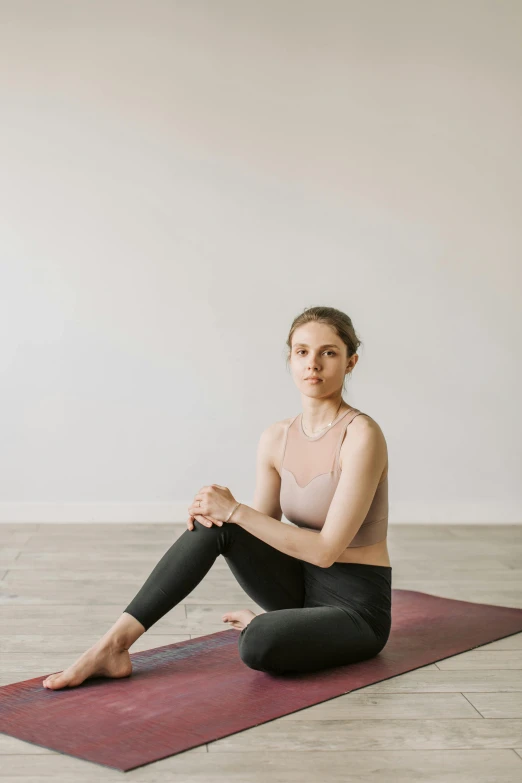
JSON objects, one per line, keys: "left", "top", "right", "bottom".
{"left": 239, "top": 605, "right": 389, "bottom": 674}
{"left": 123, "top": 519, "right": 305, "bottom": 631}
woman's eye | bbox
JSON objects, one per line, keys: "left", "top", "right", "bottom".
{"left": 297, "top": 350, "right": 335, "bottom": 356}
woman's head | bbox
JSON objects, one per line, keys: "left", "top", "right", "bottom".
{"left": 285, "top": 306, "right": 362, "bottom": 398}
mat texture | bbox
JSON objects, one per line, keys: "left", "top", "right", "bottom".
{"left": 1, "top": 588, "right": 522, "bottom": 772}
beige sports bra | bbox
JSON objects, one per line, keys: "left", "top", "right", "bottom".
{"left": 278, "top": 408, "right": 388, "bottom": 547}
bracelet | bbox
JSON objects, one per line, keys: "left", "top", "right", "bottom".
{"left": 226, "top": 501, "right": 241, "bottom": 523}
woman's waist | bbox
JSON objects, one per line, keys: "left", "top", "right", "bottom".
{"left": 303, "top": 562, "right": 392, "bottom": 610}
{"left": 334, "top": 538, "right": 391, "bottom": 567}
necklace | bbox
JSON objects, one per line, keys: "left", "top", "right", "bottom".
{"left": 301, "top": 399, "right": 344, "bottom": 437}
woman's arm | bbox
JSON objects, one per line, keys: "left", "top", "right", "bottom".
{"left": 230, "top": 503, "right": 327, "bottom": 567}
{"left": 226, "top": 422, "right": 326, "bottom": 566}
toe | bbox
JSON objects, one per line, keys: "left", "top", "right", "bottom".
{"left": 47, "top": 672, "right": 68, "bottom": 689}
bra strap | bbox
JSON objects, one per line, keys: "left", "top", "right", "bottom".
{"left": 279, "top": 414, "right": 300, "bottom": 474}
{"left": 334, "top": 410, "right": 367, "bottom": 471}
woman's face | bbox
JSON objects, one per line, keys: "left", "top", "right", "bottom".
{"left": 289, "top": 323, "right": 352, "bottom": 395}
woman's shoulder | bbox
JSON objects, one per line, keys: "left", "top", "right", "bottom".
{"left": 339, "top": 411, "right": 388, "bottom": 478}
{"left": 259, "top": 416, "right": 297, "bottom": 473}
{"left": 343, "top": 410, "right": 388, "bottom": 449}
{"left": 351, "top": 410, "right": 385, "bottom": 433}
{"left": 263, "top": 415, "right": 297, "bottom": 438}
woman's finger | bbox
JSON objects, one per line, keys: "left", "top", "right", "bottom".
{"left": 197, "top": 514, "right": 223, "bottom": 528}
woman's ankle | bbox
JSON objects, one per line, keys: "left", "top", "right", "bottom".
{"left": 101, "top": 612, "right": 146, "bottom": 650}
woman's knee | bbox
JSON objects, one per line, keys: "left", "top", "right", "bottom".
{"left": 238, "top": 616, "right": 284, "bottom": 673}
{"left": 192, "top": 518, "right": 222, "bottom": 534}
{"left": 190, "top": 518, "right": 229, "bottom": 544}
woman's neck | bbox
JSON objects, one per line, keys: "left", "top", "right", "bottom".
{"left": 301, "top": 399, "right": 349, "bottom": 434}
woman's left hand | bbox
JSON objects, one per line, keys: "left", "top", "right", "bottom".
{"left": 188, "top": 484, "right": 239, "bottom": 524}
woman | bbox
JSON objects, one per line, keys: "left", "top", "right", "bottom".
{"left": 43, "top": 306, "right": 392, "bottom": 689}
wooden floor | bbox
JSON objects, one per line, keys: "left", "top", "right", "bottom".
{"left": 1, "top": 522, "right": 521, "bottom": 782}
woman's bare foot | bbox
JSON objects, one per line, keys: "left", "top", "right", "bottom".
{"left": 222, "top": 608, "right": 258, "bottom": 631}
{"left": 42, "top": 640, "right": 133, "bottom": 690}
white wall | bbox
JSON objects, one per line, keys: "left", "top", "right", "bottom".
{"left": 1, "top": 0, "right": 520, "bottom": 524}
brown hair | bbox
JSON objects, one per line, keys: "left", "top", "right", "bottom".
{"left": 285, "top": 306, "right": 363, "bottom": 391}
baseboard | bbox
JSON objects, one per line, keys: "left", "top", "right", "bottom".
{"left": 0, "top": 502, "right": 520, "bottom": 524}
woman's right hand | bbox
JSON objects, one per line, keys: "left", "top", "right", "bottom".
{"left": 187, "top": 514, "right": 223, "bottom": 531}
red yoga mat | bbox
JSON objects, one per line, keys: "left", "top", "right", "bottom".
{"left": 1, "top": 589, "right": 522, "bottom": 772}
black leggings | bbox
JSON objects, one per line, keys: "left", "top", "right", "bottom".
{"left": 123, "top": 519, "right": 393, "bottom": 675}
